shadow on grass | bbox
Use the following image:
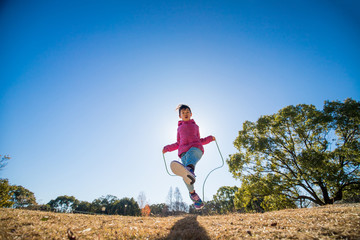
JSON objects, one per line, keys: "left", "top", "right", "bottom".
{"left": 164, "top": 215, "right": 211, "bottom": 240}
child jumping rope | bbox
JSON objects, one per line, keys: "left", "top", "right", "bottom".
{"left": 162, "top": 104, "right": 215, "bottom": 210}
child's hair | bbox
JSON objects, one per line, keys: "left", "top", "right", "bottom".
{"left": 176, "top": 104, "right": 191, "bottom": 116}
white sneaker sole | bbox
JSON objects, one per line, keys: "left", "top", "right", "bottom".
{"left": 170, "top": 161, "right": 196, "bottom": 185}
{"left": 195, "top": 203, "right": 205, "bottom": 210}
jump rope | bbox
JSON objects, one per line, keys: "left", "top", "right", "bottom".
{"left": 162, "top": 139, "right": 225, "bottom": 201}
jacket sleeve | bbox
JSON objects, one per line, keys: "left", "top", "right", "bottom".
{"left": 164, "top": 131, "right": 180, "bottom": 152}
{"left": 200, "top": 135, "right": 214, "bottom": 145}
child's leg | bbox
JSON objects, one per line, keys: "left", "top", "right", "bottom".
{"left": 180, "top": 147, "right": 203, "bottom": 171}
{"left": 185, "top": 182, "right": 195, "bottom": 193}
{"left": 180, "top": 147, "right": 203, "bottom": 192}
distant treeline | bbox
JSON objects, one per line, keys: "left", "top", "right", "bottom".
{"left": 0, "top": 177, "right": 244, "bottom": 216}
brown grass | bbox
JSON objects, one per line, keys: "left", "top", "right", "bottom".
{"left": 1, "top": 203, "right": 359, "bottom": 239}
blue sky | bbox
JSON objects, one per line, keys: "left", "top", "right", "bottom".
{"left": 1, "top": 0, "right": 359, "bottom": 206}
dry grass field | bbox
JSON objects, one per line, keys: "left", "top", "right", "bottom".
{"left": 1, "top": 203, "right": 359, "bottom": 239}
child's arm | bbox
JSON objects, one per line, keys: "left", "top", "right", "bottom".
{"left": 163, "top": 132, "right": 180, "bottom": 153}
{"left": 200, "top": 135, "right": 215, "bottom": 145}
{"left": 163, "top": 142, "right": 179, "bottom": 153}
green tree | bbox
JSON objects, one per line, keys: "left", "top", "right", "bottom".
{"left": 0, "top": 179, "right": 14, "bottom": 207}
{"left": 48, "top": 195, "right": 79, "bottom": 212}
{"left": 228, "top": 99, "right": 360, "bottom": 207}
{"left": 109, "top": 197, "right": 141, "bottom": 216}
{"left": 199, "top": 200, "right": 218, "bottom": 215}
{"left": 234, "top": 174, "right": 296, "bottom": 212}
{"left": 89, "top": 195, "right": 119, "bottom": 214}
{"left": 75, "top": 201, "right": 92, "bottom": 213}
{"left": 100, "top": 195, "right": 119, "bottom": 206}
{"left": 11, "top": 185, "right": 37, "bottom": 208}
{"left": 342, "top": 185, "right": 360, "bottom": 203}
{"left": 212, "top": 186, "right": 239, "bottom": 214}
{"left": 90, "top": 198, "right": 103, "bottom": 213}
{"left": 149, "top": 203, "right": 168, "bottom": 216}
{"left": 99, "top": 195, "right": 119, "bottom": 214}
{"left": 0, "top": 180, "right": 37, "bottom": 208}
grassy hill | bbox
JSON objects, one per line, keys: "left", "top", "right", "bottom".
{"left": 1, "top": 203, "right": 359, "bottom": 239}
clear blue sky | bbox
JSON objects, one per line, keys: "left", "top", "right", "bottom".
{"left": 1, "top": 0, "right": 359, "bottom": 206}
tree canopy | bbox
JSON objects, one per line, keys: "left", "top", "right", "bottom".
{"left": 0, "top": 179, "right": 37, "bottom": 208}
{"left": 11, "top": 185, "right": 37, "bottom": 208}
{"left": 48, "top": 195, "right": 79, "bottom": 212}
{"left": 228, "top": 98, "right": 360, "bottom": 207}
{"left": 0, "top": 179, "right": 14, "bottom": 207}
{"left": 212, "top": 186, "right": 239, "bottom": 214}
{"left": 46, "top": 195, "right": 141, "bottom": 216}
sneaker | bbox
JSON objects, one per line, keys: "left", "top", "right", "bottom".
{"left": 170, "top": 161, "right": 196, "bottom": 185}
{"left": 190, "top": 192, "right": 204, "bottom": 210}
{"left": 186, "top": 166, "right": 196, "bottom": 177}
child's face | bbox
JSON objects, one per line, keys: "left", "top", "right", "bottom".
{"left": 179, "top": 108, "right": 192, "bottom": 121}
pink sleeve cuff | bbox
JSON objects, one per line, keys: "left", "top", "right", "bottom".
{"left": 201, "top": 135, "right": 214, "bottom": 145}
{"left": 164, "top": 142, "right": 179, "bottom": 152}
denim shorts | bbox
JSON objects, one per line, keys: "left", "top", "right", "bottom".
{"left": 180, "top": 147, "right": 203, "bottom": 168}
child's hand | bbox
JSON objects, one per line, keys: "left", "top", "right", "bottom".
{"left": 162, "top": 147, "right": 168, "bottom": 154}
{"left": 212, "top": 136, "right": 216, "bottom": 141}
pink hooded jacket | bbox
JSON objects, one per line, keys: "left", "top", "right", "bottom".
{"left": 164, "top": 119, "right": 214, "bottom": 157}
